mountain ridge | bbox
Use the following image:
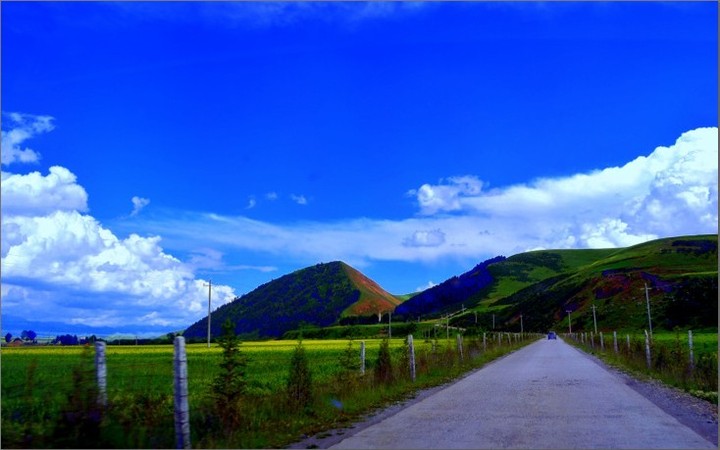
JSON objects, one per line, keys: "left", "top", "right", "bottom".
{"left": 183, "top": 261, "right": 399, "bottom": 339}
{"left": 183, "top": 234, "right": 717, "bottom": 339}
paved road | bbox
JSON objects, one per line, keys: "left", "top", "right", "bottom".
{"left": 331, "top": 338, "right": 715, "bottom": 449}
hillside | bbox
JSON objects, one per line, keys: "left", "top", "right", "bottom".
{"left": 393, "top": 250, "right": 614, "bottom": 320}
{"left": 183, "top": 261, "right": 399, "bottom": 339}
{"left": 183, "top": 235, "right": 717, "bottom": 340}
{"left": 341, "top": 263, "right": 403, "bottom": 317}
{"left": 393, "top": 256, "right": 506, "bottom": 319}
{"left": 452, "top": 235, "right": 718, "bottom": 332}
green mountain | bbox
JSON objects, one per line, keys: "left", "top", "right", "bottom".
{"left": 183, "top": 261, "right": 400, "bottom": 339}
{"left": 448, "top": 235, "right": 718, "bottom": 332}
{"left": 183, "top": 235, "right": 717, "bottom": 340}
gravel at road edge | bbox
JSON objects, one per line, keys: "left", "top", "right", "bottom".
{"left": 577, "top": 347, "right": 718, "bottom": 445}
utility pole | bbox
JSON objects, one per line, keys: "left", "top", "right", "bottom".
{"left": 592, "top": 304, "right": 598, "bottom": 334}
{"left": 566, "top": 310, "right": 572, "bottom": 334}
{"left": 642, "top": 283, "right": 653, "bottom": 338}
{"left": 205, "top": 280, "right": 212, "bottom": 348}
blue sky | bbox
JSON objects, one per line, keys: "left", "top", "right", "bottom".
{"left": 1, "top": 2, "right": 717, "bottom": 338}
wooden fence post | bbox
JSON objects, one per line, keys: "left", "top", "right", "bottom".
{"left": 644, "top": 330, "right": 651, "bottom": 369}
{"left": 408, "top": 335, "right": 416, "bottom": 382}
{"left": 483, "top": 332, "right": 487, "bottom": 352}
{"left": 626, "top": 334, "right": 630, "bottom": 353}
{"left": 95, "top": 342, "right": 107, "bottom": 408}
{"left": 360, "top": 341, "right": 366, "bottom": 376}
{"left": 600, "top": 332, "right": 605, "bottom": 351}
{"left": 590, "top": 332, "right": 595, "bottom": 349}
{"left": 174, "top": 336, "right": 191, "bottom": 449}
{"left": 688, "top": 330, "right": 694, "bottom": 373}
{"left": 456, "top": 334, "right": 464, "bottom": 362}
{"left": 613, "top": 331, "right": 618, "bottom": 354}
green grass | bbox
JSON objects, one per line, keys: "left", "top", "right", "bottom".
{"left": 577, "top": 235, "right": 717, "bottom": 276}
{"left": 484, "top": 248, "right": 618, "bottom": 301}
{"left": 566, "top": 330, "right": 718, "bottom": 403}
{"left": 1, "top": 335, "right": 541, "bottom": 448}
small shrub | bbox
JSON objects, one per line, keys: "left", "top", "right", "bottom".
{"left": 694, "top": 352, "right": 718, "bottom": 392}
{"left": 212, "top": 319, "right": 248, "bottom": 431}
{"left": 374, "top": 339, "right": 394, "bottom": 385}
{"left": 52, "top": 345, "right": 103, "bottom": 448}
{"left": 334, "top": 341, "right": 361, "bottom": 392}
{"left": 287, "top": 341, "right": 313, "bottom": 410}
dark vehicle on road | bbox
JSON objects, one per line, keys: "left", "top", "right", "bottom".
{"left": 547, "top": 331, "right": 557, "bottom": 340}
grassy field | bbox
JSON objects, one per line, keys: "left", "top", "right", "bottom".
{"left": 567, "top": 330, "right": 718, "bottom": 402}
{"left": 2, "top": 334, "right": 538, "bottom": 448}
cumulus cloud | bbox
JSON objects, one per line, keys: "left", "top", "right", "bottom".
{"left": 1, "top": 112, "right": 54, "bottom": 166}
{"left": 408, "top": 175, "right": 483, "bottom": 215}
{"left": 410, "top": 127, "right": 718, "bottom": 248}
{"left": 245, "top": 197, "right": 257, "bottom": 209}
{"left": 131, "top": 196, "right": 150, "bottom": 216}
{"left": 291, "top": 194, "right": 308, "bottom": 205}
{"left": 1, "top": 209, "right": 236, "bottom": 329}
{"left": 1, "top": 166, "right": 89, "bottom": 216}
{"left": 403, "top": 229, "right": 446, "bottom": 247}
{"left": 266, "top": 192, "right": 278, "bottom": 201}
{"left": 126, "top": 127, "right": 718, "bottom": 270}
{"left": 415, "top": 280, "right": 437, "bottom": 292}
{"left": 1, "top": 120, "right": 236, "bottom": 334}
{"left": 13, "top": 125, "right": 709, "bottom": 335}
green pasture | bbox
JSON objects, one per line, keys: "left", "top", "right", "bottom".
{"left": 566, "top": 330, "right": 718, "bottom": 402}
{"left": 1, "top": 339, "right": 419, "bottom": 403}
{"left": 1, "top": 335, "right": 536, "bottom": 448}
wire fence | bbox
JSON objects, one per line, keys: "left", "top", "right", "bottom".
{"left": 2, "top": 332, "right": 541, "bottom": 448}
{"left": 563, "top": 329, "right": 718, "bottom": 395}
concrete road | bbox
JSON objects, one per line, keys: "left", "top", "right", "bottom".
{"left": 331, "top": 338, "right": 715, "bottom": 449}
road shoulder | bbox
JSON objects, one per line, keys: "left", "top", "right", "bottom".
{"left": 567, "top": 342, "right": 718, "bottom": 446}
{"left": 287, "top": 346, "right": 522, "bottom": 449}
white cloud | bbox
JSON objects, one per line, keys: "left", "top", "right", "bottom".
{"left": 408, "top": 175, "right": 483, "bottom": 215}
{"left": 415, "top": 280, "right": 437, "bottom": 292}
{"left": 0, "top": 119, "right": 236, "bottom": 334}
{"left": 131, "top": 196, "right": 150, "bottom": 216}
{"left": 403, "top": 229, "right": 446, "bottom": 247}
{"left": 266, "top": 192, "right": 278, "bottom": 201}
{"left": 186, "top": 247, "right": 277, "bottom": 274}
{"left": 291, "top": 194, "right": 308, "bottom": 205}
{"left": 410, "top": 127, "right": 718, "bottom": 248}
{"left": 245, "top": 197, "right": 257, "bottom": 209}
{"left": 6, "top": 124, "right": 714, "bottom": 335}
{"left": 128, "top": 127, "right": 717, "bottom": 269}
{"left": 1, "top": 166, "right": 89, "bottom": 216}
{"left": 1, "top": 112, "right": 54, "bottom": 166}
{"left": 196, "top": 2, "right": 432, "bottom": 28}
{"left": 1, "top": 210, "right": 237, "bottom": 330}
